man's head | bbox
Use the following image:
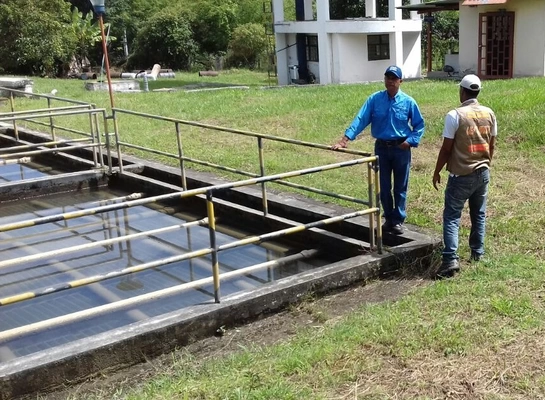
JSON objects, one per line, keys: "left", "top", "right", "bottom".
{"left": 384, "top": 65, "right": 403, "bottom": 96}
{"left": 459, "top": 74, "right": 481, "bottom": 101}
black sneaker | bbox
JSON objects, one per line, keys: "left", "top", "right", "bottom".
{"left": 470, "top": 251, "right": 482, "bottom": 262}
{"left": 435, "top": 259, "right": 460, "bottom": 279}
{"left": 381, "top": 220, "right": 393, "bottom": 232}
{"left": 391, "top": 223, "right": 404, "bottom": 235}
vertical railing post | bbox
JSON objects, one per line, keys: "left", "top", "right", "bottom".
{"left": 187, "top": 226, "right": 195, "bottom": 281}
{"left": 112, "top": 110, "right": 123, "bottom": 174}
{"left": 175, "top": 122, "right": 187, "bottom": 190}
{"left": 367, "top": 162, "right": 376, "bottom": 250}
{"left": 374, "top": 157, "right": 383, "bottom": 254}
{"left": 109, "top": 108, "right": 123, "bottom": 174}
{"left": 102, "top": 111, "right": 113, "bottom": 175}
{"left": 257, "top": 137, "right": 268, "bottom": 216}
{"left": 206, "top": 191, "right": 221, "bottom": 303}
{"left": 46, "top": 97, "right": 56, "bottom": 142}
{"left": 93, "top": 106, "right": 104, "bottom": 169}
{"left": 88, "top": 105, "right": 98, "bottom": 168}
{"left": 9, "top": 91, "right": 18, "bottom": 140}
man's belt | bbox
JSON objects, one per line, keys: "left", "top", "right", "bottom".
{"left": 375, "top": 138, "right": 407, "bottom": 146}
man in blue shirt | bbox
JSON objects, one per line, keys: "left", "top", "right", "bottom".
{"left": 332, "top": 65, "right": 425, "bottom": 234}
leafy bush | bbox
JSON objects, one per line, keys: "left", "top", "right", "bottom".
{"left": 128, "top": 9, "right": 198, "bottom": 71}
{"left": 0, "top": 0, "right": 77, "bottom": 76}
{"left": 226, "top": 23, "right": 268, "bottom": 69}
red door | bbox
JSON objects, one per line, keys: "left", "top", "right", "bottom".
{"left": 478, "top": 11, "right": 515, "bottom": 79}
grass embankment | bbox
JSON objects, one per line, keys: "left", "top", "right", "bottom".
{"left": 3, "top": 70, "right": 545, "bottom": 398}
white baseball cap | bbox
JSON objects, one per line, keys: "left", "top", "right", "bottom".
{"left": 459, "top": 74, "right": 482, "bottom": 91}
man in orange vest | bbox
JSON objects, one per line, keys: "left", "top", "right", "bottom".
{"left": 432, "top": 74, "right": 497, "bottom": 278}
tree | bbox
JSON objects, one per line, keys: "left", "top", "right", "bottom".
{"left": 233, "top": 0, "right": 266, "bottom": 26}
{"left": 106, "top": 0, "right": 170, "bottom": 63}
{"left": 188, "top": 0, "right": 237, "bottom": 55}
{"left": 422, "top": 10, "right": 459, "bottom": 70}
{"left": 227, "top": 23, "right": 268, "bottom": 69}
{"left": 128, "top": 8, "right": 198, "bottom": 70}
{"left": 0, "top": 0, "right": 78, "bottom": 76}
{"left": 69, "top": 8, "right": 105, "bottom": 71}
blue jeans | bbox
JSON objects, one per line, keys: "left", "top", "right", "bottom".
{"left": 374, "top": 142, "right": 411, "bottom": 225}
{"left": 443, "top": 167, "right": 490, "bottom": 262}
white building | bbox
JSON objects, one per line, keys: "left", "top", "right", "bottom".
{"left": 402, "top": 0, "right": 545, "bottom": 80}
{"left": 272, "top": 0, "right": 424, "bottom": 85}
{"left": 459, "top": 0, "right": 545, "bottom": 79}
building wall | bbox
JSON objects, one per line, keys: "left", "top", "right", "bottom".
{"left": 273, "top": 0, "right": 422, "bottom": 85}
{"left": 459, "top": 0, "right": 545, "bottom": 77}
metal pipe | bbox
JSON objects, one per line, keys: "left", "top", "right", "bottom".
{"left": 367, "top": 162, "right": 375, "bottom": 250}
{"left": 0, "top": 108, "right": 106, "bottom": 123}
{"left": 257, "top": 137, "right": 268, "bottom": 216}
{"left": 20, "top": 120, "right": 95, "bottom": 139}
{"left": 0, "top": 143, "right": 100, "bottom": 159}
{"left": 0, "top": 209, "right": 369, "bottom": 302}
{"left": 374, "top": 158, "right": 382, "bottom": 254}
{"left": 112, "top": 108, "right": 372, "bottom": 157}
{"left": 0, "top": 249, "right": 319, "bottom": 342}
{"left": 118, "top": 142, "right": 370, "bottom": 206}
{"left": 217, "top": 208, "right": 377, "bottom": 251}
{"left": 0, "top": 87, "right": 91, "bottom": 105}
{"left": 0, "top": 157, "right": 374, "bottom": 234}
{"left": 206, "top": 192, "right": 221, "bottom": 303}
{"left": 98, "top": 14, "right": 115, "bottom": 110}
{"left": 0, "top": 104, "right": 90, "bottom": 117}
{"left": 103, "top": 111, "right": 113, "bottom": 174}
{"left": 0, "top": 218, "right": 206, "bottom": 271}
{"left": 93, "top": 105, "right": 105, "bottom": 169}
{"left": 9, "top": 91, "right": 18, "bottom": 140}
{"left": 87, "top": 105, "right": 98, "bottom": 167}
{"left": 175, "top": 122, "right": 187, "bottom": 189}
{"left": 0, "top": 157, "right": 31, "bottom": 166}
{"left": 107, "top": 110, "right": 118, "bottom": 174}
{"left": 47, "top": 98, "right": 57, "bottom": 140}
{"left": 0, "top": 194, "right": 144, "bottom": 247}
{"left": 427, "top": 13, "right": 433, "bottom": 73}
{"left": 0, "top": 138, "right": 91, "bottom": 153}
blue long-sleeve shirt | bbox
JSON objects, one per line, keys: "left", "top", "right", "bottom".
{"left": 344, "top": 89, "right": 425, "bottom": 147}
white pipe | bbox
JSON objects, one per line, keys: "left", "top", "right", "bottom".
{"left": 0, "top": 157, "right": 31, "bottom": 165}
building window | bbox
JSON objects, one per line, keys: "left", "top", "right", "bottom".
{"left": 306, "top": 35, "right": 319, "bottom": 62}
{"left": 368, "top": 34, "right": 390, "bottom": 61}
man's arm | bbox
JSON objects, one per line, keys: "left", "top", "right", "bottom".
{"left": 489, "top": 136, "right": 496, "bottom": 161}
{"left": 405, "top": 100, "right": 425, "bottom": 148}
{"left": 332, "top": 96, "right": 374, "bottom": 149}
{"left": 433, "top": 138, "right": 454, "bottom": 190}
{"left": 489, "top": 113, "right": 497, "bottom": 161}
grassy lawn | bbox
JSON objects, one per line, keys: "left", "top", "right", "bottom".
{"left": 3, "top": 70, "right": 545, "bottom": 399}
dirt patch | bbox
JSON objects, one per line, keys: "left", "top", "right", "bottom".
{"left": 38, "top": 278, "right": 429, "bottom": 400}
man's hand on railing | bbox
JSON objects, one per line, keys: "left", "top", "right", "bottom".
{"left": 330, "top": 136, "right": 349, "bottom": 150}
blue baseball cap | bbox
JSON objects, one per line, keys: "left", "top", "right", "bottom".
{"left": 384, "top": 65, "right": 402, "bottom": 79}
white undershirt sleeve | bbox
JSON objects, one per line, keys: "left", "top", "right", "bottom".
{"left": 442, "top": 110, "right": 459, "bottom": 139}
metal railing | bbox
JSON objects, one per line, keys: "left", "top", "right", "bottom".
{"left": 111, "top": 107, "right": 377, "bottom": 208}
{"left": 0, "top": 92, "right": 383, "bottom": 341}
{"left": 1, "top": 91, "right": 381, "bottom": 244}
{"left": 0, "top": 159, "right": 379, "bottom": 343}
{"left": 0, "top": 87, "right": 98, "bottom": 141}
{"left": 0, "top": 90, "right": 111, "bottom": 170}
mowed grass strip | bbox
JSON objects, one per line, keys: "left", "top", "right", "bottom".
{"left": 4, "top": 71, "right": 545, "bottom": 399}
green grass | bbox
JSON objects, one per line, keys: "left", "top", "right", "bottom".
{"left": 3, "top": 70, "right": 545, "bottom": 399}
